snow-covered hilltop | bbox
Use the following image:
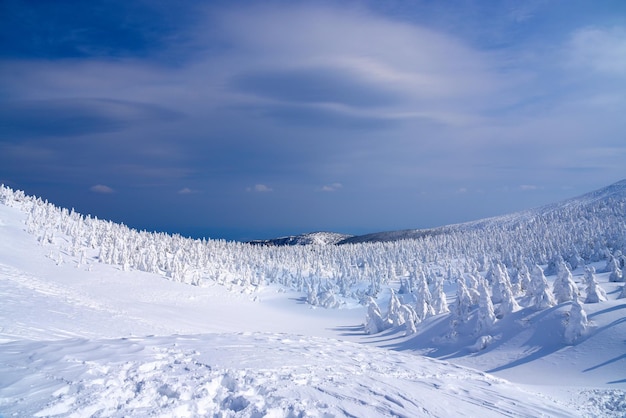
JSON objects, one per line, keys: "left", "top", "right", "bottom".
{"left": 1, "top": 182, "right": 626, "bottom": 416}
{"left": 248, "top": 231, "right": 353, "bottom": 246}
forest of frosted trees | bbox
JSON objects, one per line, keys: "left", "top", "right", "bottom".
{"left": 2, "top": 183, "right": 625, "bottom": 344}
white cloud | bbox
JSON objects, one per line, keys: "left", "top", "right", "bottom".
{"left": 90, "top": 184, "right": 114, "bottom": 193}
{"left": 520, "top": 184, "right": 538, "bottom": 191}
{"left": 319, "top": 182, "right": 343, "bottom": 192}
{"left": 247, "top": 184, "right": 273, "bottom": 192}
{"left": 568, "top": 26, "right": 626, "bottom": 75}
{"left": 178, "top": 187, "right": 197, "bottom": 194}
{"left": 214, "top": 4, "right": 503, "bottom": 124}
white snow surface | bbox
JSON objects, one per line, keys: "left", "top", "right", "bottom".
{"left": 1, "top": 202, "right": 625, "bottom": 417}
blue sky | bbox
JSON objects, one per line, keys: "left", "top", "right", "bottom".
{"left": 1, "top": 1, "right": 625, "bottom": 240}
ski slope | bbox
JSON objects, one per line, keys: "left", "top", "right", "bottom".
{"left": 0, "top": 197, "right": 625, "bottom": 416}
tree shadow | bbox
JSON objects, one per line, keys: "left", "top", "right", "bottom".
{"left": 486, "top": 345, "right": 561, "bottom": 374}
{"left": 587, "top": 303, "right": 626, "bottom": 319}
{"left": 583, "top": 353, "right": 626, "bottom": 372}
{"left": 608, "top": 378, "right": 626, "bottom": 385}
{"left": 330, "top": 324, "right": 364, "bottom": 337}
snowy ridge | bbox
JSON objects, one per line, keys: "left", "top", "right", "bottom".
{"left": 338, "top": 179, "right": 626, "bottom": 244}
{"left": 248, "top": 231, "right": 353, "bottom": 246}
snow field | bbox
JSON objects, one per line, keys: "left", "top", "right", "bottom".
{"left": 1, "top": 334, "right": 577, "bottom": 417}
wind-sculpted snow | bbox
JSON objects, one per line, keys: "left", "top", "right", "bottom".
{"left": 0, "top": 333, "right": 576, "bottom": 417}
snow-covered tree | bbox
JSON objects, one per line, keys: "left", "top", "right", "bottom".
{"left": 517, "top": 264, "right": 532, "bottom": 294}
{"left": 385, "top": 289, "right": 404, "bottom": 327}
{"left": 465, "top": 273, "right": 481, "bottom": 305}
{"left": 490, "top": 263, "right": 519, "bottom": 317}
{"left": 475, "top": 281, "right": 497, "bottom": 335}
{"left": 552, "top": 261, "right": 578, "bottom": 304}
{"left": 431, "top": 276, "right": 449, "bottom": 315}
{"left": 564, "top": 297, "right": 588, "bottom": 344}
{"left": 496, "top": 279, "right": 520, "bottom": 317}
{"left": 607, "top": 256, "right": 624, "bottom": 282}
{"left": 453, "top": 277, "right": 473, "bottom": 324}
{"left": 567, "top": 250, "right": 585, "bottom": 271}
{"left": 398, "top": 304, "right": 418, "bottom": 335}
{"left": 488, "top": 263, "right": 504, "bottom": 304}
{"left": 584, "top": 267, "right": 607, "bottom": 303}
{"left": 414, "top": 271, "right": 435, "bottom": 321}
{"left": 544, "top": 254, "right": 565, "bottom": 276}
{"left": 529, "top": 265, "right": 556, "bottom": 310}
{"left": 619, "top": 284, "right": 626, "bottom": 299}
{"left": 364, "top": 297, "right": 387, "bottom": 335}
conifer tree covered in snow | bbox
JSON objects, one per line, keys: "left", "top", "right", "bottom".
{"left": 385, "top": 289, "right": 404, "bottom": 327}
{"left": 490, "top": 263, "right": 519, "bottom": 317}
{"left": 475, "top": 281, "right": 497, "bottom": 335}
{"left": 619, "top": 284, "right": 626, "bottom": 299}
{"left": 487, "top": 262, "right": 503, "bottom": 304}
{"left": 453, "top": 277, "right": 473, "bottom": 324}
{"left": 398, "top": 304, "right": 418, "bottom": 335}
{"left": 564, "top": 297, "right": 588, "bottom": 344}
{"left": 529, "top": 265, "right": 556, "bottom": 310}
{"left": 584, "top": 267, "right": 608, "bottom": 303}
{"left": 414, "top": 270, "right": 435, "bottom": 321}
{"left": 496, "top": 276, "right": 520, "bottom": 318}
{"left": 364, "top": 297, "right": 387, "bottom": 335}
{"left": 431, "top": 275, "right": 449, "bottom": 315}
{"left": 552, "top": 261, "right": 578, "bottom": 304}
{"left": 607, "top": 256, "right": 624, "bottom": 282}
{"left": 517, "top": 264, "right": 532, "bottom": 294}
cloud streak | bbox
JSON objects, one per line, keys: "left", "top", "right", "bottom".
{"left": 90, "top": 184, "right": 114, "bottom": 194}
{"left": 247, "top": 184, "right": 273, "bottom": 193}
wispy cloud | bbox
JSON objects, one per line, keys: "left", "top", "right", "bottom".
{"left": 319, "top": 182, "right": 343, "bottom": 192}
{"left": 178, "top": 187, "right": 198, "bottom": 195}
{"left": 247, "top": 184, "right": 273, "bottom": 193}
{"left": 90, "top": 184, "right": 114, "bottom": 194}
{"left": 568, "top": 27, "right": 626, "bottom": 75}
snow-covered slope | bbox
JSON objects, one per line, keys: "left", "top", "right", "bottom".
{"left": 1, "top": 185, "right": 626, "bottom": 417}
{"left": 0, "top": 202, "right": 579, "bottom": 417}
{"left": 339, "top": 179, "right": 626, "bottom": 244}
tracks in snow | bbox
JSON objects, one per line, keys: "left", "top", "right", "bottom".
{"left": 0, "top": 333, "right": 576, "bottom": 417}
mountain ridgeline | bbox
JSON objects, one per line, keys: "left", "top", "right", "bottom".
{"left": 256, "top": 180, "right": 626, "bottom": 246}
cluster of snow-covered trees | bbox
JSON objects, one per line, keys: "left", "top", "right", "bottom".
{"left": 1, "top": 184, "right": 625, "bottom": 340}
{"left": 365, "top": 254, "right": 624, "bottom": 345}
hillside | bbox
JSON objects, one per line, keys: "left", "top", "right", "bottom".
{"left": 244, "top": 180, "right": 626, "bottom": 246}
{"left": 338, "top": 179, "right": 626, "bottom": 244}
{"left": 1, "top": 183, "right": 626, "bottom": 416}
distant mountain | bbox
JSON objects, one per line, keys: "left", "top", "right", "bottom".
{"left": 340, "top": 179, "right": 626, "bottom": 244}
{"left": 253, "top": 180, "right": 626, "bottom": 246}
{"left": 248, "top": 231, "right": 353, "bottom": 246}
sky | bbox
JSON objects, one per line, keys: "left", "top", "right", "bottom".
{"left": 1, "top": 0, "right": 626, "bottom": 241}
